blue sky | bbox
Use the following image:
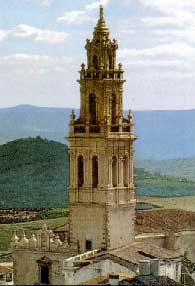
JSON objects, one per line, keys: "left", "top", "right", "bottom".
{"left": 0, "top": 0, "right": 195, "bottom": 110}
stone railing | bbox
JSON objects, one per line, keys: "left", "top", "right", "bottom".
{"left": 80, "top": 69, "right": 123, "bottom": 80}
{"left": 74, "top": 124, "right": 86, "bottom": 133}
{"left": 69, "top": 188, "right": 135, "bottom": 205}
{"left": 73, "top": 124, "right": 101, "bottom": 134}
{"left": 64, "top": 249, "right": 99, "bottom": 267}
{"left": 10, "top": 224, "right": 77, "bottom": 254}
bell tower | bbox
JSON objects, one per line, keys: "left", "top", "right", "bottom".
{"left": 68, "top": 6, "right": 136, "bottom": 253}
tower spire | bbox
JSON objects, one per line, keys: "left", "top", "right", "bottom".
{"left": 93, "top": 4, "right": 109, "bottom": 38}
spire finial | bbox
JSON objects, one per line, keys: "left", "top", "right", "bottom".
{"left": 100, "top": 5, "right": 104, "bottom": 20}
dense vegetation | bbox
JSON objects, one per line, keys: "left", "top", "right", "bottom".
{"left": 0, "top": 137, "right": 195, "bottom": 208}
{"left": 0, "top": 137, "right": 69, "bottom": 208}
{"left": 135, "top": 168, "right": 195, "bottom": 197}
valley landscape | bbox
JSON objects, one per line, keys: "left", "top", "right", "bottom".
{"left": 0, "top": 106, "right": 195, "bottom": 253}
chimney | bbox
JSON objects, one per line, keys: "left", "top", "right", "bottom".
{"left": 139, "top": 259, "right": 160, "bottom": 276}
{"left": 150, "top": 259, "right": 160, "bottom": 276}
{"left": 165, "top": 233, "right": 180, "bottom": 250}
{"left": 139, "top": 260, "right": 151, "bottom": 276}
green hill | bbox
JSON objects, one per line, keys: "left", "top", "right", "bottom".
{"left": 0, "top": 137, "right": 195, "bottom": 208}
{"left": 0, "top": 137, "right": 69, "bottom": 208}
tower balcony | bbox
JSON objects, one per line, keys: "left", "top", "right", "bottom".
{"left": 79, "top": 68, "right": 124, "bottom": 81}
{"left": 69, "top": 187, "right": 136, "bottom": 205}
{"left": 70, "top": 122, "right": 135, "bottom": 139}
{"left": 73, "top": 124, "right": 101, "bottom": 134}
{"left": 110, "top": 123, "right": 130, "bottom": 133}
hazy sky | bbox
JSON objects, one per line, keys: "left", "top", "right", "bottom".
{"left": 0, "top": 0, "right": 195, "bottom": 110}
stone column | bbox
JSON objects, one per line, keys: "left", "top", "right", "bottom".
{"left": 75, "top": 153, "right": 78, "bottom": 188}
{"left": 118, "top": 156, "right": 124, "bottom": 187}
{"left": 108, "top": 157, "right": 113, "bottom": 187}
{"left": 69, "top": 151, "right": 74, "bottom": 188}
{"left": 98, "top": 153, "right": 104, "bottom": 188}
{"left": 129, "top": 146, "right": 134, "bottom": 188}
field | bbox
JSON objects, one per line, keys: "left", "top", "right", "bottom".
{"left": 137, "top": 195, "right": 195, "bottom": 212}
{"left": 135, "top": 208, "right": 195, "bottom": 234}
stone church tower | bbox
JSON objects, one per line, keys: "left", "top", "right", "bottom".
{"left": 68, "top": 6, "right": 136, "bottom": 253}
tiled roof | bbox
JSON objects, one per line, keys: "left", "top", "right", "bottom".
{"left": 109, "top": 241, "right": 182, "bottom": 265}
{"left": 0, "top": 265, "right": 12, "bottom": 275}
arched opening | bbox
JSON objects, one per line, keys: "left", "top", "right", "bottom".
{"left": 93, "top": 55, "right": 98, "bottom": 69}
{"left": 112, "top": 94, "right": 117, "bottom": 124}
{"left": 41, "top": 265, "right": 49, "bottom": 285}
{"left": 37, "top": 257, "right": 52, "bottom": 286}
{"left": 92, "top": 156, "right": 98, "bottom": 188}
{"left": 112, "top": 156, "right": 117, "bottom": 187}
{"left": 78, "top": 155, "right": 84, "bottom": 187}
{"left": 109, "top": 55, "right": 112, "bottom": 69}
{"left": 89, "top": 94, "right": 96, "bottom": 124}
{"left": 123, "top": 156, "right": 128, "bottom": 187}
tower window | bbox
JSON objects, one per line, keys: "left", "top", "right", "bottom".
{"left": 93, "top": 55, "right": 98, "bottom": 69}
{"left": 112, "top": 156, "right": 117, "bottom": 187}
{"left": 109, "top": 55, "right": 112, "bottom": 69}
{"left": 78, "top": 155, "right": 84, "bottom": 187}
{"left": 86, "top": 240, "right": 92, "bottom": 251}
{"left": 92, "top": 156, "right": 98, "bottom": 188}
{"left": 112, "top": 94, "right": 117, "bottom": 124}
{"left": 123, "top": 156, "right": 128, "bottom": 187}
{"left": 89, "top": 94, "right": 96, "bottom": 124}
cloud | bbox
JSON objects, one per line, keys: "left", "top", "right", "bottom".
{"left": 85, "top": 0, "right": 109, "bottom": 11}
{"left": 152, "top": 28, "right": 195, "bottom": 45}
{"left": 57, "top": 0, "right": 110, "bottom": 25}
{"left": 119, "top": 43, "right": 195, "bottom": 59}
{"left": 25, "top": 0, "right": 52, "bottom": 6}
{"left": 142, "top": 17, "right": 185, "bottom": 27}
{"left": 0, "top": 54, "right": 73, "bottom": 77}
{"left": 124, "top": 59, "right": 186, "bottom": 68}
{"left": 57, "top": 11, "right": 94, "bottom": 24}
{"left": 0, "top": 54, "right": 51, "bottom": 65}
{"left": 139, "top": 0, "right": 195, "bottom": 27}
{"left": 0, "top": 30, "right": 10, "bottom": 42}
{"left": 0, "top": 25, "right": 69, "bottom": 44}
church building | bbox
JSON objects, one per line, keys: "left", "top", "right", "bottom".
{"left": 11, "top": 6, "right": 183, "bottom": 285}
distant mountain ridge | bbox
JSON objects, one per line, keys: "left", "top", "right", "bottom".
{"left": 1, "top": 105, "right": 195, "bottom": 160}
{"left": 135, "top": 158, "right": 195, "bottom": 181}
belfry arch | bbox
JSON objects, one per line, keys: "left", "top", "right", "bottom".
{"left": 111, "top": 94, "right": 117, "bottom": 124}
{"left": 93, "top": 55, "right": 98, "bottom": 69}
{"left": 92, "top": 156, "right": 98, "bottom": 188}
{"left": 112, "top": 156, "right": 117, "bottom": 187}
{"left": 89, "top": 94, "right": 97, "bottom": 124}
{"left": 123, "top": 156, "right": 129, "bottom": 187}
{"left": 78, "top": 155, "right": 84, "bottom": 187}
